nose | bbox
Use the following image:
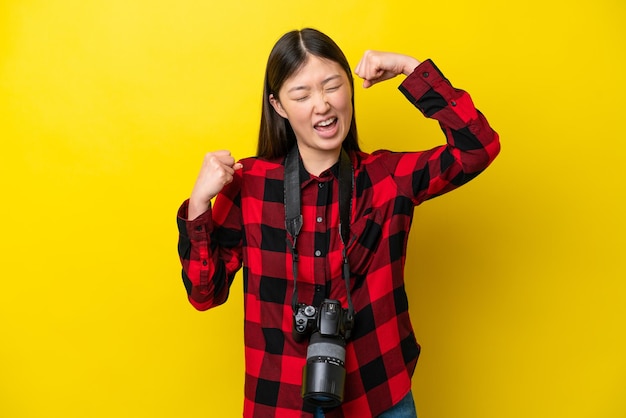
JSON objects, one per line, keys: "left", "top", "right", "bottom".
{"left": 313, "top": 91, "right": 330, "bottom": 113}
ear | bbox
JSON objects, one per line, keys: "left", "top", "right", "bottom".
{"left": 269, "top": 93, "right": 288, "bottom": 119}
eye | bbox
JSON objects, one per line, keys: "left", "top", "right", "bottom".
{"left": 295, "top": 95, "right": 309, "bottom": 102}
{"left": 326, "top": 85, "right": 340, "bottom": 93}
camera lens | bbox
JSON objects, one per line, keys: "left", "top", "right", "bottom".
{"left": 301, "top": 332, "right": 346, "bottom": 407}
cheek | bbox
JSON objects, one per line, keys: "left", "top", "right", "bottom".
{"left": 285, "top": 109, "right": 311, "bottom": 132}
{"left": 339, "top": 98, "right": 353, "bottom": 120}
{"left": 337, "top": 92, "right": 353, "bottom": 112}
{"left": 288, "top": 108, "right": 309, "bottom": 124}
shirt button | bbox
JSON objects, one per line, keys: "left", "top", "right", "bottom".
{"left": 195, "top": 226, "right": 203, "bottom": 231}
{"left": 314, "top": 250, "right": 322, "bottom": 257}
{"left": 318, "top": 182, "right": 325, "bottom": 189}
{"left": 422, "top": 71, "right": 429, "bottom": 78}
{"left": 450, "top": 100, "right": 457, "bottom": 106}
{"left": 316, "top": 216, "right": 323, "bottom": 223}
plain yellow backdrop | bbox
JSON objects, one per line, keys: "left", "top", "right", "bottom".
{"left": 1, "top": 0, "right": 624, "bottom": 417}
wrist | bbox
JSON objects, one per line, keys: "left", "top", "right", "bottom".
{"left": 403, "top": 57, "right": 421, "bottom": 76}
{"left": 188, "top": 198, "right": 211, "bottom": 220}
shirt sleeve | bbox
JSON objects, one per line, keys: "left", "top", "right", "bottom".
{"left": 388, "top": 59, "right": 500, "bottom": 204}
{"left": 176, "top": 174, "right": 243, "bottom": 311}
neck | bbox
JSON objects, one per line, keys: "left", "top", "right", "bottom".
{"left": 298, "top": 147, "right": 342, "bottom": 177}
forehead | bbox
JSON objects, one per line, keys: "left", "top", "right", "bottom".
{"left": 282, "top": 55, "right": 348, "bottom": 88}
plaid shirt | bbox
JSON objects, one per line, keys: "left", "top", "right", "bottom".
{"left": 177, "top": 59, "right": 500, "bottom": 417}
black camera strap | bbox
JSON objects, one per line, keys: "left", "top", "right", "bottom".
{"left": 284, "top": 145, "right": 355, "bottom": 322}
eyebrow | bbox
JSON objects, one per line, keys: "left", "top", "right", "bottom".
{"left": 286, "top": 74, "right": 342, "bottom": 93}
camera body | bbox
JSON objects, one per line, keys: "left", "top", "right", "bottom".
{"left": 292, "top": 299, "right": 355, "bottom": 408}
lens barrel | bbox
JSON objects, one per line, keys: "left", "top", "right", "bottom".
{"left": 301, "top": 332, "right": 346, "bottom": 407}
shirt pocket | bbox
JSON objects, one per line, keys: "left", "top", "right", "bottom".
{"left": 347, "top": 209, "right": 384, "bottom": 285}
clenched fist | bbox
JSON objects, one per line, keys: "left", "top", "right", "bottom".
{"left": 188, "top": 150, "right": 243, "bottom": 220}
{"left": 354, "top": 50, "right": 421, "bottom": 88}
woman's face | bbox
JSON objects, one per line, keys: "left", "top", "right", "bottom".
{"left": 270, "top": 55, "right": 353, "bottom": 165}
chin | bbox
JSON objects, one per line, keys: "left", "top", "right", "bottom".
{"left": 319, "top": 138, "right": 345, "bottom": 151}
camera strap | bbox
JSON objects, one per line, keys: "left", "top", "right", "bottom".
{"left": 284, "top": 145, "right": 355, "bottom": 322}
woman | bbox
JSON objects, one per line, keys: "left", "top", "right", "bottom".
{"left": 177, "top": 28, "right": 500, "bottom": 418}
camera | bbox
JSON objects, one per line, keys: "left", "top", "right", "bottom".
{"left": 292, "top": 299, "right": 355, "bottom": 408}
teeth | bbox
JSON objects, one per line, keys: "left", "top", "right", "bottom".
{"left": 316, "top": 118, "right": 336, "bottom": 127}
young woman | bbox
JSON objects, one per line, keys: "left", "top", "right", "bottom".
{"left": 177, "top": 28, "right": 500, "bottom": 418}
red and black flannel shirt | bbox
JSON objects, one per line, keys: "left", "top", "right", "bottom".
{"left": 177, "top": 59, "right": 500, "bottom": 417}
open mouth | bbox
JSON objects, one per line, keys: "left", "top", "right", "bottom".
{"left": 314, "top": 117, "right": 338, "bottom": 131}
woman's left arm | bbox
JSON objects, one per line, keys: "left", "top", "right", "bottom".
{"left": 355, "top": 51, "right": 501, "bottom": 203}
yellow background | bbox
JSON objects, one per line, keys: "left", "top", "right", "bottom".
{"left": 1, "top": 0, "right": 624, "bottom": 417}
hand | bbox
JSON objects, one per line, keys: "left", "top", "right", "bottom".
{"left": 188, "top": 150, "right": 243, "bottom": 220}
{"left": 354, "top": 50, "right": 421, "bottom": 88}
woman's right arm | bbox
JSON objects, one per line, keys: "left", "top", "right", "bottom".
{"left": 176, "top": 151, "right": 243, "bottom": 311}
{"left": 188, "top": 150, "right": 243, "bottom": 220}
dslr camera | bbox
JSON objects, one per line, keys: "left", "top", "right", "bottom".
{"left": 292, "top": 299, "right": 355, "bottom": 408}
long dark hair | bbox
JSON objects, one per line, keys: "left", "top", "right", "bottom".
{"left": 257, "top": 28, "right": 360, "bottom": 159}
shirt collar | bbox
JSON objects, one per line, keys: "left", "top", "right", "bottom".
{"left": 298, "top": 155, "right": 340, "bottom": 188}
